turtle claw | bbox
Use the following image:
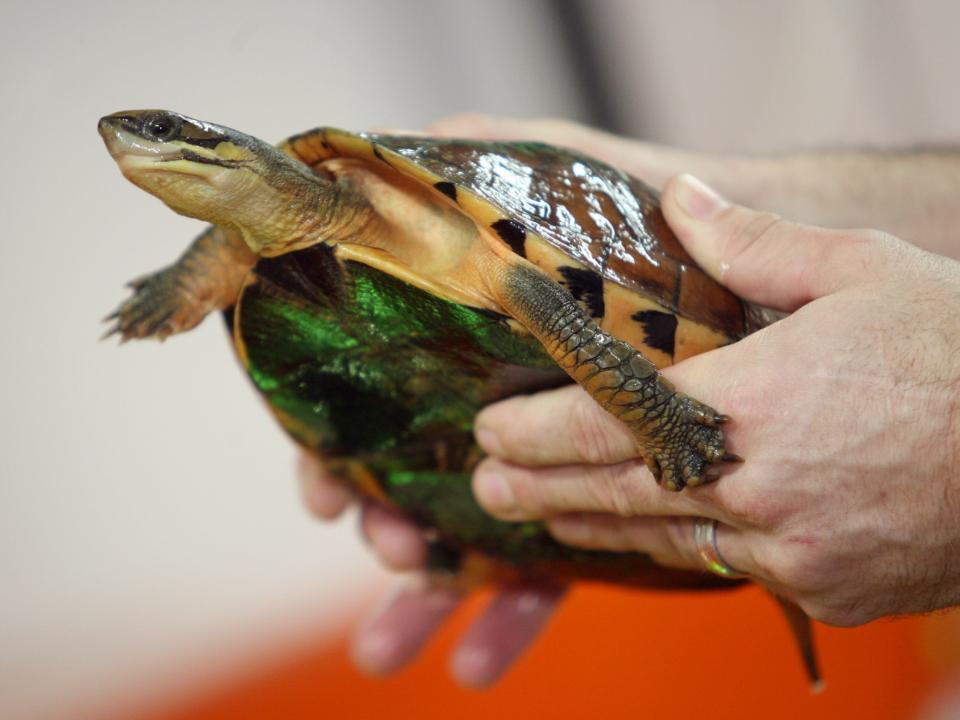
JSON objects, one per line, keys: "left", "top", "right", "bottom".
{"left": 635, "top": 393, "right": 740, "bottom": 492}
{"left": 643, "top": 455, "right": 663, "bottom": 485}
{"left": 142, "top": 309, "right": 176, "bottom": 338}
{"left": 103, "top": 265, "right": 207, "bottom": 342}
{"left": 685, "top": 402, "right": 731, "bottom": 428}
{"left": 126, "top": 273, "right": 152, "bottom": 291}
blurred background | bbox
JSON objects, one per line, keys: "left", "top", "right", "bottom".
{"left": 2, "top": 1, "right": 960, "bottom": 719}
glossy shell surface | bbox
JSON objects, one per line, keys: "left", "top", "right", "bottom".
{"left": 280, "top": 130, "right": 752, "bottom": 368}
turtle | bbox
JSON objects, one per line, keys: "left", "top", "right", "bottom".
{"left": 97, "top": 110, "right": 818, "bottom": 684}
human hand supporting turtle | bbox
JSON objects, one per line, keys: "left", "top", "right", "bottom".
{"left": 305, "top": 116, "right": 960, "bottom": 683}
{"left": 471, "top": 171, "right": 960, "bottom": 626}
{"left": 299, "top": 453, "right": 568, "bottom": 685}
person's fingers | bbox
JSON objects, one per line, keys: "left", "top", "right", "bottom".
{"left": 547, "top": 514, "right": 756, "bottom": 577}
{"left": 351, "top": 579, "right": 463, "bottom": 675}
{"left": 472, "top": 456, "right": 717, "bottom": 522}
{"left": 450, "top": 583, "right": 566, "bottom": 688}
{"left": 369, "top": 127, "right": 428, "bottom": 136}
{"left": 475, "top": 385, "right": 638, "bottom": 468}
{"left": 297, "top": 454, "right": 352, "bottom": 520}
{"left": 425, "top": 114, "right": 602, "bottom": 146}
{"left": 662, "top": 174, "right": 909, "bottom": 311}
{"left": 360, "top": 503, "right": 429, "bottom": 571}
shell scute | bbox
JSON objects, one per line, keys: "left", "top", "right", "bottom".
{"left": 366, "top": 134, "right": 747, "bottom": 339}
{"left": 279, "top": 128, "right": 749, "bottom": 346}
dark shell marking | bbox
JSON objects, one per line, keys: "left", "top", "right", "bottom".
{"left": 433, "top": 181, "right": 458, "bottom": 203}
{"left": 557, "top": 266, "right": 605, "bottom": 319}
{"left": 491, "top": 218, "right": 527, "bottom": 258}
{"left": 633, "top": 309, "right": 679, "bottom": 358}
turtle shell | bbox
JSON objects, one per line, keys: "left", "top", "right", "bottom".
{"left": 230, "top": 131, "right": 753, "bottom": 588}
{"left": 279, "top": 129, "right": 757, "bottom": 368}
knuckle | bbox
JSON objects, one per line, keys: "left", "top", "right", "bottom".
{"left": 502, "top": 467, "right": 545, "bottom": 516}
{"left": 599, "top": 470, "right": 636, "bottom": 517}
{"left": 569, "top": 396, "right": 621, "bottom": 464}
{"left": 852, "top": 227, "right": 901, "bottom": 253}
{"left": 476, "top": 403, "right": 526, "bottom": 457}
{"left": 661, "top": 517, "right": 699, "bottom": 566}
{"left": 757, "top": 537, "right": 828, "bottom": 596}
{"left": 712, "top": 479, "right": 781, "bottom": 529}
{"left": 721, "top": 210, "right": 786, "bottom": 267}
{"left": 608, "top": 522, "right": 642, "bottom": 552}
{"left": 832, "top": 227, "right": 911, "bottom": 279}
{"left": 578, "top": 517, "right": 624, "bottom": 551}
{"left": 589, "top": 461, "right": 650, "bottom": 516}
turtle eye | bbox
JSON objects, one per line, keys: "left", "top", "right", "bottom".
{"left": 142, "top": 113, "right": 181, "bottom": 142}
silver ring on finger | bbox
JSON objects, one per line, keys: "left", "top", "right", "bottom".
{"left": 694, "top": 518, "right": 748, "bottom": 579}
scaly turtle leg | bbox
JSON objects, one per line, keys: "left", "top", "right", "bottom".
{"left": 497, "top": 264, "right": 738, "bottom": 491}
{"left": 105, "top": 225, "right": 256, "bottom": 341}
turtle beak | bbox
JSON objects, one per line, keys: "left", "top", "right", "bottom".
{"left": 98, "top": 112, "right": 184, "bottom": 171}
{"left": 98, "top": 113, "right": 150, "bottom": 161}
{"left": 98, "top": 114, "right": 130, "bottom": 158}
{"left": 98, "top": 113, "right": 127, "bottom": 132}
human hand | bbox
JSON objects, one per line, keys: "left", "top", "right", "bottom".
{"left": 470, "top": 172, "right": 960, "bottom": 625}
{"left": 298, "top": 455, "right": 565, "bottom": 687}
{"left": 298, "top": 115, "right": 960, "bottom": 681}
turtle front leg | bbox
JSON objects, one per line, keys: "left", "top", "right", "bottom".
{"left": 496, "top": 264, "right": 738, "bottom": 491}
{"left": 105, "top": 225, "right": 257, "bottom": 341}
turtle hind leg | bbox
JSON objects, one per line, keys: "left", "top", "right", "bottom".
{"left": 105, "top": 225, "right": 256, "bottom": 342}
{"left": 495, "top": 263, "right": 737, "bottom": 491}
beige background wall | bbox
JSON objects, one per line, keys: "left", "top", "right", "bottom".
{"left": 1, "top": 2, "right": 957, "bottom": 720}
{"left": 0, "top": 3, "right": 580, "bottom": 719}
{"left": 598, "top": 1, "right": 960, "bottom": 151}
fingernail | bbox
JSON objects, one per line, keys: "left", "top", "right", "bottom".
{"left": 674, "top": 174, "right": 729, "bottom": 221}
{"left": 475, "top": 427, "right": 504, "bottom": 456}
{"left": 451, "top": 646, "right": 494, "bottom": 688}
{"left": 474, "top": 466, "right": 516, "bottom": 514}
{"left": 548, "top": 515, "right": 588, "bottom": 543}
{"left": 352, "top": 631, "right": 396, "bottom": 675}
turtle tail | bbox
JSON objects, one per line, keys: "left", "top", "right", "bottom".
{"left": 772, "top": 594, "right": 823, "bottom": 692}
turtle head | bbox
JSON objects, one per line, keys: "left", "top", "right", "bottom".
{"left": 98, "top": 110, "right": 327, "bottom": 252}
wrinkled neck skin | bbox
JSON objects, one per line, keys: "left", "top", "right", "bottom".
{"left": 208, "top": 151, "right": 370, "bottom": 257}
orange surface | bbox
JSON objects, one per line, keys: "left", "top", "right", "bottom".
{"left": 116, "top": 582, "right": 946, "bottom": 720}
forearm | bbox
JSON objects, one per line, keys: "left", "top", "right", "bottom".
{"left": 689, "top": 150, "right": 960, "bottom": 260}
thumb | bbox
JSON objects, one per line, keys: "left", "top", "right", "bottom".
{"left": 662, "top": 173, "right": 902, "bottom": 311}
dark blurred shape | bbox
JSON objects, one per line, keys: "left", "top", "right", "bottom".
{"left": 549, "top": 0, "right": 623, "bottom": 133}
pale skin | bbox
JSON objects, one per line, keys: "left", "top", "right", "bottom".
{"left": 301, "top": 115, "right": 960, "bottom": 687}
